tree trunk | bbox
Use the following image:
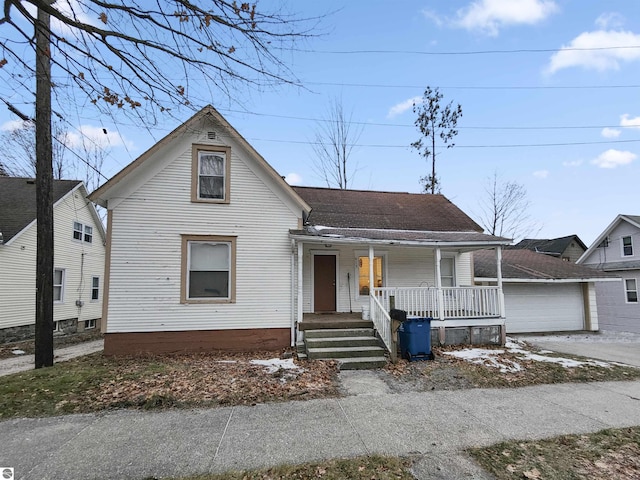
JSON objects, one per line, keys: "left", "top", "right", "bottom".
{"left": 35, "top": 3, "right": 54, "bottom": 368}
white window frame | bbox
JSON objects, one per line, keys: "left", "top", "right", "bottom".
{"left": 73, "top": 221, "right": 83, "bottom": 241}
{"left": 354, "top": 250, "right": 388, "bottom": 299}
{"left": 53, "top": 268, "right": 65, "bottom": 303}
{"left": 625, "top": 278, "right": 638, "bottom": 304}
{"left": 84, "top": 225, "right": 93, "bottom": 244}
{"left": 85, "top": 319, "right": 96, "bottom": 329}
{"left": 440, "top": 255, "right": 457, "bottom": 287}
{"left": 622, "top": 235, "right": 633, "bottom": 257}
{"left": 91, "top": 276, "right": 100, "bottom": 302}
{"left": 73, "top": 221, "right": 93, "bottom": 244}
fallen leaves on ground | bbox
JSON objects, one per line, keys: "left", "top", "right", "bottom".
{"left": 60, "top": 350, "right": 340, "bottom": 413}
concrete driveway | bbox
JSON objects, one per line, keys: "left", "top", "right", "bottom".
{"left": 517, "top": 330, "right": 640, "bottom": 367}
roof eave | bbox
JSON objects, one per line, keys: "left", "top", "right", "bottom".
{"left": 290, "top": 233, "right": 511, "bottom": 248}
{"left": 474, "top": 276, "right": 621, "bottom": 283}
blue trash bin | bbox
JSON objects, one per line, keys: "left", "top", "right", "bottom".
{"left": 398, "top": 317, "right": 433, "bottom": 361}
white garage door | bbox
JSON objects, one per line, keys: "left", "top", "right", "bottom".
{"left": 504, "top": 283, "right": 584, "bottom": 333}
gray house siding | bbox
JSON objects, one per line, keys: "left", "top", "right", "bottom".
{"left": 579, "top": 217, "right": 640, "bottom": 334}
{"left": 593, "top": 269, "right": 640, "bottom": 333}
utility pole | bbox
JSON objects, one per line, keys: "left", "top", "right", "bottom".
{"left": 35, "top": 2, "right": 54, "bottom": 368}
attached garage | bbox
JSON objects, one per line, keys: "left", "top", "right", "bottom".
{"left": 503, "top": 283, "right": 584, "bottom": 333}
{"left": 474, "top": 249, "right": 620, "bottom": 334}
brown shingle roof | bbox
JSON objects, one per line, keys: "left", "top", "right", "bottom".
{"left": 292, "top": 186, "right": 483, "bottom": 232}
{"left": 0, "top": 177, "right": 80, "bottom": 243}
{"left": 474, "top": 249, "right": 618, "bottom": 281}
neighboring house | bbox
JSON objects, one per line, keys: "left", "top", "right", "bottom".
{"left": 0, "top": 178, "right": 106, "bottom": 342}
{"left": 513, "top": 235, "right": 587, "bottom": 263}
{"left": 475, "top": 249, "right": 618, "bottom": 333}
{"left": 577, "top": 215, "right": 640, "bottom": 334}
{"left": 90, "top": 105, "right": 511, "bottom": 357}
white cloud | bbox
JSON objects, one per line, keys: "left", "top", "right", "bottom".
{"left": 533, "top": 170, "right": 549, "bottom": 178}
{"left": 387, "top": 96, "right": 422, "bottom": 118}
{"left": 52, "top": 0, "right": 100, "bottom": 35}
{"left": 422, "top": 9, "right": 444, "bottom": 27}
{"left": 285, "top": 172, "right": 303, "bottom": 185}
{"left": 0, "top": 119, "right": 30, "bottom": 131}
{"left": 620, "top": 113, "right": 640, "bottom": 128}
{"left": 562, "top": 160, "right": 583, "bottom": 167}
{"left": 453, "top": 0, "right": 558, "bottom": 36}
{"left": 65, "top": 125, "right": 133, "bottom": 150}
{"left": 591, "top": 149, "right": 636, "bottom": 168}
{"left": 547, "top": 29, "right": 640, "bottom": 74}
{"left": 595, "top": 12, "right": 625, "bottom": 30}
{"left": 601, "top": 127, "right": 621, "bottom": 138}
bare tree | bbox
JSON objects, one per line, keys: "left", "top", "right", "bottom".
{"left": 0, "top": 120, "right": 67, "bottom": 178}
{"left": 476, "top": 171, "right": 540, "bottom": 241}
{"left": 0, "top": 1, "right": 318, "bottom": 368}
{"left": 311, "top": 98, "right": 363, "bottom": 189}
{"left": 411, "top": 87, "right": 462, "bottom": 194}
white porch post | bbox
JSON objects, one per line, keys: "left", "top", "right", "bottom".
{"left": 496, "top": 246, "right": 505, "bottom": 318}
{"left": 435, "top": 247, "right": 445, "bottom": 320}
{"left": 297, "top": 241, "right": 303, "bottom": 341}
{"left": 369, "top": 245, "right": 374, "bottom": 316}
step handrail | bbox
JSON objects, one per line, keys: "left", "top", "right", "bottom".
{"left": 370, "top": 293, "right": 396, "bottom": 360}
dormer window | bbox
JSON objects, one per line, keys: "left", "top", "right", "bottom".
{"left": 191, "top": 144, "right": 231, "bottom": 203}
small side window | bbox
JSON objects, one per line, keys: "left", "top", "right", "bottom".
{"left": 73, "top": 222, "right": 83, "bottom": 241}
{"left": 91, "top": 276, "right": 100, "bottom": 301}
{"left": 53, "top": 268, "right": 65, "bottom": 302}
{"left": 623, "top": 236, "right": 633, "bottom": 257}
{"left": 84, "top": 225, "right": 93, "bottom": 244}
{"left": 191, "top": 145, "right": 231, "bottom": 203}
{"left": 625, "top": 279, "right": 638, "bottom": 303}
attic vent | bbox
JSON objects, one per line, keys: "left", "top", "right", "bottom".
{"left": 207, "top": 131, "right": 216, "bottom": 140}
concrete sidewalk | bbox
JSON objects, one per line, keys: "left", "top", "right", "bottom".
{"left": 2, "top": 380, "right": 640, "bottom": 480}
{"left": 0, "top": 339, "right": 104, "bottom": 377}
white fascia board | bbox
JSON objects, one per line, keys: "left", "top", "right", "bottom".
{"left": 577, "top": 214, "right": 625, "bottom": 264}
{"left": 290, "top": 234, "right": 510, "bottom": 249}
{"left": 474, "top": 276, "right": 621, "bottom": 284}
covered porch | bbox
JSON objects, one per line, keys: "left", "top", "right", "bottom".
{"left": 290, "top": 227, "right": 510, "bottom": 359}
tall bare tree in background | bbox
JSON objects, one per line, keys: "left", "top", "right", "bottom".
{"left": 476, "top": 171, "right": 540, "bottom": 241}
{"left": 312, "top": 98, "right": 363, "bottom": 189}
{"left": 411, "top": 87, "right": 462, "bottom": 194}
{"left": 0, "top": 0, "right": 318, "bottom": 368}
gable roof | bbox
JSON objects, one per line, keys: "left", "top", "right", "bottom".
{"left": 0, "top": 177, "right": 81, "bottom": 244}
{"left": 577, "top": 214, "right": 640, "bottom": 264}
{"left": 513, "top": 235, "right": 587, "bottom": 257}
{"left": 292, "top": 186, "right": 484, "bottom": 232}
{"left": 474, "top": 248, "right": 618, "bottom": 282}
{"left": 89, "top": 105, "right": 309, "bottom": 214}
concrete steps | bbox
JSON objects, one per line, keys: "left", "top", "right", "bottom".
{"left": 298, "top": 326, "right": 388, "bottom": 370}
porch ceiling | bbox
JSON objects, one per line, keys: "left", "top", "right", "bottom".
{"left": 290, "top": 226, "right": 510, "bottom": 251}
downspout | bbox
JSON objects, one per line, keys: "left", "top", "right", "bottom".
{"left": 495, "top": 246, "right": 507, "bottom": 345}
{"left": 369, "top": 245, "right": 374, "bottom": 319}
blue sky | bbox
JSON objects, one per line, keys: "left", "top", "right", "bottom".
{"left": 3, "top": 0, "right": 640, "bottom": 245}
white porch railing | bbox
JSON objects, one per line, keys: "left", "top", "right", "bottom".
{"left": 373, "top": 286, "right": 502, "bottom": 320}
{"left": 369, "top": 294, "right": 395, "bottom": 359}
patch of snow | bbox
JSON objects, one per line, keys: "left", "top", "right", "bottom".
{"left": 444, "top": 335, "right": 613, "bottom": 372}
{"left": 250, "top": 358, "right": 303, "bottom": 374}
{"left": 11, "top": 349, "right": 26, "bottom": 355}
{"left": 215, "top": 360, "right": 237, "bottom": 364}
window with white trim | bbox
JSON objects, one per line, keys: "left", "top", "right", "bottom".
{"left": 73, "top": 221, "right": 93, "bottom": 243}
{"left": 440, "top": 257, "right": 456, "bottom": 287}
{"left": 53, "top": 268, "right": 65, "bottom": 302}
{"left": 91, "top": 276, "right": 100, "bottom": 301}
{"left": 182, "top": 235, "right": 236, "bottom": 303}
{"left": 622, "top": 236, "right": 633, "bottom": 257}
{"left": 357, "top": 256, "right": 383, "bottom": 296}
{"left": 85, "top": 319, "right": 96, "bottom": 329}
{"left": 625, "top": 279, "right": 638, "bottom": 303}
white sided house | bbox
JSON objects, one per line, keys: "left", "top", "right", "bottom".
{"left": 578, "top": 215, "right": 640, "bottom": 334}
{"left": 0, "top": 178, "right": 105, "bottom": 342}
{"left": 91, "top": 106, "right": 511, "bottom": 360}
